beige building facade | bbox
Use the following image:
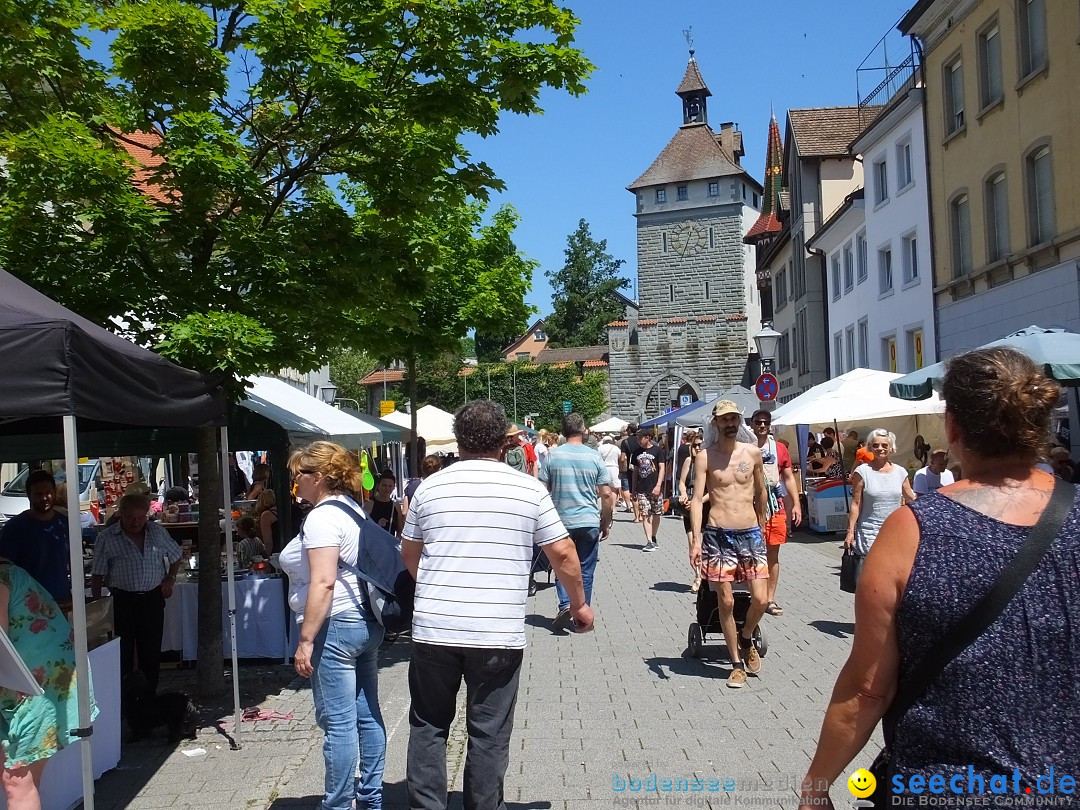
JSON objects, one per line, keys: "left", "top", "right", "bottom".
{"left": 901, "top": 0, "right": 1080, "bottom": 354}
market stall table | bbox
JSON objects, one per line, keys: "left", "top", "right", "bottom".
{"left": 162, "top": 576, "right": 290, "bottom": 660}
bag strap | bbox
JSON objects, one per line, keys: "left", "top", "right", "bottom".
{"left": 883, "top": 478, "right": 1074, "bottom": 744}
{"left": 315, "top": 499, "right": 389, "bottom": 596}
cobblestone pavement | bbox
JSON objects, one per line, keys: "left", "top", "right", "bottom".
{"left": 84, "top": 510, "right": 879, "bottom": 810}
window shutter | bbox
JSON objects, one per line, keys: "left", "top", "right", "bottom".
{"left": 1028, "top": 0, "right": 1047, "bottom": 71}
{"left": 1034, "top": 150, "right": 1054, "bottom": 244}
{"left": 986, "top": 30, "right": 1002, "bottom": 103}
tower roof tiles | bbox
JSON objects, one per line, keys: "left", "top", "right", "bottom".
{"left": 628, "top": 123, "right": 745, "bottom": 190}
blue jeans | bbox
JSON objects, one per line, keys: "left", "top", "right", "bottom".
{"left": 555, "top": 525, "right": 600, "bottom": 611}
{"left": 310, "top": 609, "right": 386, "bottom": 810}
{"left": 407, "top": 643, "right": 524, "bottom": 810}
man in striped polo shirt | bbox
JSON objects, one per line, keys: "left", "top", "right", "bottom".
{"left": 539, "top": 411, "right": 612, "bottom": 631}
{"left": 401, "top": 400, "right": 594, "bottom": 810}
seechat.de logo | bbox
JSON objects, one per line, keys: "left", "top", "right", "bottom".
{"left": 848, "top": 769, "right": 877, "bottom": 799}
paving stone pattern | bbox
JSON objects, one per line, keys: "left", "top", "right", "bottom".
{"left": 85, "top": 513, "right": 879, "bottom": 810}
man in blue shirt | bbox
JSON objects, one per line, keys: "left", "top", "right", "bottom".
{"left": 0, "top": 469, "right": 71, "bottom": 604}
{"left": 539, "top": 413, "right": 612, "bottom": 630}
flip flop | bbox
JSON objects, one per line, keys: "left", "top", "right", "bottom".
{"left": 765, "top": 601, "right": 784, "bottom": 616}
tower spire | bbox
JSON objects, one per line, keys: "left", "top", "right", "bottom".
{"left": 675, "top": 45, "right": 711, "bottom": 125}
{"left": 744, "top": 114, "right": 784, "bottom": 243}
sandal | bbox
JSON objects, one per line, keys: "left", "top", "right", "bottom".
{"left": 765, "top": 601, "right": 784, "bottom": 616}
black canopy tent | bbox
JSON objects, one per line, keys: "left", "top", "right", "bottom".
{"left": 0, "top": 269, "right": 228, "bottom": 808}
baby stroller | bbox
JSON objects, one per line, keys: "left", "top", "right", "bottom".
{"left": 687, "top": 583, "right": 768, "bottom": 659}
{"left": 528, "top": 543, "right": 552, "bottom": 597}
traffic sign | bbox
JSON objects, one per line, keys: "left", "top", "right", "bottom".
{"left": 755, "top": 373, "right": 779, "bottom": 402}
{"left": 562, "top": 400, "right": 572, "bottom": 413}
{"left": 379, "top": 399, "right": 395, "bottom": 416}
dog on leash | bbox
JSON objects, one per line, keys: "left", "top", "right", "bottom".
{"left": 122, "top": 671, "right": 200, "bottom": 743}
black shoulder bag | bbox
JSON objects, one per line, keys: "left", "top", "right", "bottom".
{"left": 867, "top": 479, "right": 1073, "bottom": 807}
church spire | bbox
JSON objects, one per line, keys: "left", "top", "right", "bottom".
{"left": 744, "top": 113, "right": 784, "bottom": 243}
{"left": 676, "top": 50, "right": 711, "bottom": 125}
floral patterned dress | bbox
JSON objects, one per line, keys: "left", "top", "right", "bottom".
{"left": 0, "top": 562, "right": 96, "bottom": 769}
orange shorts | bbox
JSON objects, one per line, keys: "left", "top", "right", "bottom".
{"left": 763, "top": 509, "right": 788, "bottom": 546}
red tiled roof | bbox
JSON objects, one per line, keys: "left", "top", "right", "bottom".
{"left": 695, "top": 315, "right": 718, "bottom": 323}
{"left": 638, "top": 319, "right": 659, "bottom": 327}
{"left": 667, "top": 317, "right": 688, "bottom": 324}
{"left": 360, "top": 369, "right": 405, "bottom": 385}
{"left": 607, "top": 320, "right": 629, "bottom": 328}
{"left": 725, "top": 314, "right": 748, "bottom": 322}
{"left": 628, "top": 123, "right": 746, "bottom": 190}
{"left": 787, "top": 106, "right": 883, "bottom": 158}
{"left": 582, "top": 360, "right": 609, "bottom": 369}
{"left": 114, "top": 129, "right": 175, "bottom": 205}
{"left": 745, "top": 114, "right": 785, "bottom": 244}
{"left": 534, "top": 346, "right": 609, "bottom": 365}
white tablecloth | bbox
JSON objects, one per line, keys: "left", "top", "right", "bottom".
{"left": 0, "top": 639, "right": 123, "bottom": 810}
{"left": 162, "top": 578, "right": 290, "bottom": 660}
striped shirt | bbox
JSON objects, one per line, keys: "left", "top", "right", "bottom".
{"left": 92, "top": 520, "right": 181, "bottom": 592}
{"left": 401, "top": 459, "right": 568, "bottom": 649}
{"left": 538, "top": 443, "right": 611, "bottom": 529}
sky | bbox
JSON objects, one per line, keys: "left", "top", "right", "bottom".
{"left": 462, "top": 0, "right": 916, "bottom": 320}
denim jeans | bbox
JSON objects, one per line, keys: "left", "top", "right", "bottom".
{"left": 555, "top": 525, "right": 600, "bottom": 611}
{"left": 406, "top": 642, "right": 524, "bottom": 810}
{"left": 310, "top": 608, "right": 386, "bottom": 810}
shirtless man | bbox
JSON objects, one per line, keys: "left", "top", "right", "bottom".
{"left": 690, "top": 400, "right": 770, "bottom": 688}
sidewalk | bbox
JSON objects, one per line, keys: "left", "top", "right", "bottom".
{"left": 85, "top": 512, "right": 878, "bottom": 810}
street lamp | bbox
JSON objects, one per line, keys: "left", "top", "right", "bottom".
{"left": 668, "top": 381, "right": 680, "bottom": 411}
{"left": 753, "top": 322, "right": 782, "bottom": 374}
{"left": 319, "top": 383, "right": 338, "bottom": 405}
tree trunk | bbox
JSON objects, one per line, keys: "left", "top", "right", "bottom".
{"left": 407, "top": 352, "right": 419, "bottom": 474}
{"left": 195, "top": 425, "right": 225, "bottom": 698}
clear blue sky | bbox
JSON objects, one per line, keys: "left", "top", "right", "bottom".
{"left": 464, "top": 0, "right": 915, "bottom": 320}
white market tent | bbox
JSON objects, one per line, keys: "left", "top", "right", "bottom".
{"left": 244, "top": 376, "right": 383, "bottom": 448}
{"left": 382, "top": 405, "right": 458, "bottom": 454}
{"left": 590, "top": 416, "right": 628, "bottom": 434}
{"left": 770, "top": 368, "right": 947, "bottom": 470}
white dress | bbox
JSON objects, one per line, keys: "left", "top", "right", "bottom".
{"left": 853, "top": 463, "right": 910, "bottom": 556}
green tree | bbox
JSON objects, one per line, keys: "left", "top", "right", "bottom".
{"left": 0, "top": 0, "right": 590, "bottom": 696}
{"left": 352, "top": 202, "right": 535, "bottom": 469}
{"left": 329, "top": 348, "right": 377, "bottom": 409}
{"left": 545, "top": 219, "right": 629, "bottom": 347}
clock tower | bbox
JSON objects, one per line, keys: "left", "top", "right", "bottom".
{"left": 607, "top": 52, "right": 764, "bottom": 419}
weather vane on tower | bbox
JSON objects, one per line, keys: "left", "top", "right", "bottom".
{"left": 683, "top": 26, "right": 694, "bottom": 57}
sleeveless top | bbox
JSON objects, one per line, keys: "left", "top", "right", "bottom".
{"left": 853, "top": 463, "right": 910, "bottom": 555}
{"left": 892, "top": 491, "right": 1080, "bottom": 784}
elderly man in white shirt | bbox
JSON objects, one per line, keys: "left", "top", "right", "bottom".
{"left": 912, "top": 448, "right": 956, "bottom": 497}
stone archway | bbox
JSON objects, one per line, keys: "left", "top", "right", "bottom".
{"left": 634, "top": 371, "right": 703, "bottom": 420}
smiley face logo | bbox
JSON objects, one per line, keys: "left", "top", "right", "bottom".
{"left": 847, "top": 769, "right": 877, "bottom": 799}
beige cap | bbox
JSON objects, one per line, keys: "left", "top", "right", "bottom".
{"left": 711, "top": 400, "right": 742, "bottom": 417}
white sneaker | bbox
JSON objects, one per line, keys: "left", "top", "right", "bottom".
{"left": 641, "top": 541, "right": 657, "bottom": 552}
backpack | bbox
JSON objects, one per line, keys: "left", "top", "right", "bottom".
{"left": 314, "top": 499, "right": 416, "bottom": 636}
{"left": 505, "top": 445, "right": 528, "bottom": 472}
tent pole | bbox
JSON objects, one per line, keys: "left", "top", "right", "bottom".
{"left": 219, "top": 426, "right": 242, "bottom": 749}
{"left": 835, "top": 419, "right": 851, "bottom": 511}
{"left": 63, "top": 415, "right": 95, "bottom": 809}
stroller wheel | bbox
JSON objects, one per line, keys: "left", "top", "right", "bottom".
{"left": 755, "top": 626, "right": 768, "bottom": 657}
{"left": 687, "top": 623, "right": 704, "bottom": 658}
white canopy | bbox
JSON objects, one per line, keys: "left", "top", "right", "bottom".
{"left": 382, "top": 405, "right": 458, "bottom": 453}
{"left": 243, "top": 376, "right": 383, "bottom": 448}
{"left": 589, "top": 416, "right": 628, "bottom": 433}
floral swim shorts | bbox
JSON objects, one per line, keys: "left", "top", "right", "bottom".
{"left": 699, "top": 526, "right": 768, "bottom": 583}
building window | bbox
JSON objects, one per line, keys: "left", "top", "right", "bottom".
{"left": 534, "top": 328, "right": 546, "bottom": 340}
{"left": 776, "top": 268, "right": 788, "bottom": 311}
{"left": 873, "top": 158, "right": 888, "bottom": 204}
{"left": 834, "top": 333, "right": 844, "bottom": 375}
{"left": 831, "top": 255, "right": 841, "bottom": 301}
{"left": 843, "top": 243, "right": 854, "bottom": 293}
{"left": 857, "top": 318, "right": 869, "bottom": 368}
{"left": 662, "top": 232, "right": 668, "bottom": 252}
{"left": 896, "top": 139, "right": 913, "bottom": 190}
{"left": 779, "top": 331, "right": 791, "bottom": 371}
{"left": 985, "top": 171, "right": 1009, "bottom": 262}
{"left": 907, "top": 328, "right": 925, "bottom": 371}
{"left": 951, "top": 193, "right": 973, "bottom": 277}
{"left": 978, "top": 23, "right": 1003, "bottom": 109}
{"left": 656, "top": 188, "right": 667, "bottom": 204}
{"left": 677, "top": 185, "right": 688, "bottom": 202}
{"left": 742, "top": 184, "right": 747, "bottom": 201}
{"left": 902, "top": 232, "right": 919, "bottom": 284}
{"left": 1019, "top": 0, "right": 1048, "bottom": 78}
{"left": 1027, "top": 145, "right": 1055, "bottom": 246}
{"left": 516, "top": 352, "right": 530, "bottom": 361}
{"left": 703, "top": 280, "right": 710, "bottom": 299}
{"left": 709, "top": 226, "right": 715, "bottom": 249}
{"left": 856, "top": 232, "right": 868, "bottom": 283}
{"left": 879, "top": 246, "right": 894, "bottom": 294}
{"left": 708, "top": 181, "right": 719, "bottom": 197}
{"left": 846, "top": 326, "right": 855, "bottom": 373}
{"left": 944, "top": 58, "right": 965, "bottom": 136}
{"left": 883, "top": 336, "right": 898, "bottom": 373}
{"left": 797, "top": 309, "right": 810, "bottom": 370}
{"left": 669, "top": 283, "right": 675, "bottom": 303}
{"left": 753, "top": 193, "right": 759, "bottom": 208}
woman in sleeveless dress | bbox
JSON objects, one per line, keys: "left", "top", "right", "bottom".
{"left": 843, "top": 428, "right": 914, "bottom": 558}
{"left": 0, "top": 560, "right": 97, "bottom": 809}
{"left": 800, "top": 347, "right": 1078, "bottom": 806}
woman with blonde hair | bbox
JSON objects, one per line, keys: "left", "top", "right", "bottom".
{"left": 254, "top": 489, "right": 278, "bottom": 555}
{"left": 277, "top": 441, "right": 385, "bottom": 810}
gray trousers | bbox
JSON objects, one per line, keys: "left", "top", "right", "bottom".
{"left": 406, "top": 642, "right": 524, "bottom": 810}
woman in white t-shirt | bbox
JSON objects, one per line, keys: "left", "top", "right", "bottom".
{"left": 278, "top": 441, "right": 385, "bottom": 810}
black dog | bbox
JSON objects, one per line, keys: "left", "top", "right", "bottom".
{"left": 122, "top": 671, "right": 200, "bottom": 743}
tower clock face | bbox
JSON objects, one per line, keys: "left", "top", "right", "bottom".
{"left": 670, "top": 221, "right": 708, "bottom": 256}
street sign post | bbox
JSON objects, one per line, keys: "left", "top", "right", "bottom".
{"left": 755, "top": 373, "right": 779, "bottom": 402}
{"left": 562, "top": 400, "right": 572, "bottom": 414}
{"left": 379, "top": 399, "right": 395, "bottom": 416}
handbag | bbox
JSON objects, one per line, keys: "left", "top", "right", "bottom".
{"left": 839, "top": 548, "right": 863, "bottom": 593}
{"left": 865, "top": 479, "right": 1073, "bottom": 807}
